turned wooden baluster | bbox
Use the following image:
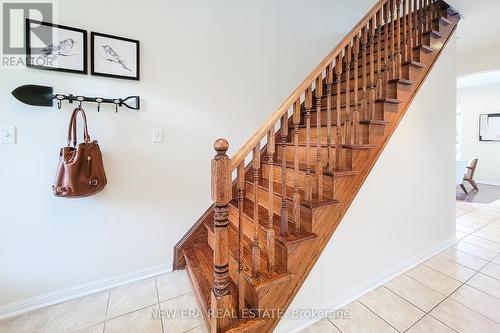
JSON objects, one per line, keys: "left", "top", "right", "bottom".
{"left": 210, "top": 139, "right": 232, "bottom": 332}
{"left": 426, "top": 0, "right": 431, "bottom": 33}
{"left": 292, "top": 100, "right": 301, "bottom": 232}
{"left": 408, "top": 0, "right": 414, "bottom": 61}
{"left": 251, "top": 145, "right": 260, "bottom": 278}
{"left": 361, "top": 27, "right": 368, "bottom": 120}
{"left": 305, "top": 87, "right": 313, "bottom": 202}
{"left": 353, "top": 35, "right": 361, "bottom": 145}
{"left": 236, "top": 162, "right": 245, "bottom": 314}
{"left": 389, "top": 0, "right": 396, "bottom": 79}
{"left": 402, "top": 0, "right": 408, "bottom": 63}
{"left": 280, "top": 114, "right": 289, "bottom": 236}
{"left": 335, "top": 54, "right": 343, "bottom": 170}
{"left": 383, "top": 1, "right": 390, "bottom": 95}
{"left": 315, "top": 76, "right": 323, "bottom": 199}
{"left": 326, "top": 65, "right": 335, "bottom": 170}
{"left": 418, "top": 0, "right": 424, "bottom": 46}
{"left": 395, "top": 0, "right": 402, "bottom": 79}
{"left": 368, "top": 17, "right": 376, "bottom": 120}
{"left": 413, "top": 0, "right": 419, "bottom": 47}
{"left": 266, "top": 130, "right": 275, "bottom": 272}
{"left": 376, "top": 10, "right": 383, "bottom": 99}
{"left": 344, "top": 44, "right": 352, "bottom": 145}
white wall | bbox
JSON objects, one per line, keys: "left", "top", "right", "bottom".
{"left": 458, "top": 84, "right": 500, "bottom": 186}
{"left": 457, "top": 44, "right": 500, "bottom": 76}
{"left": 279, "top": 33, "right": 458, "bottom": 332}
{"left": 0, "top": 0, "right": 378, "bottom": 311}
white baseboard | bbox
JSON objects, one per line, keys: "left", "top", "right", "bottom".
{"left": 275, "top": 237, "right": 457, "bottom": 333}
{"left": 0, "top": 261, "right": 173, "bottom": 321}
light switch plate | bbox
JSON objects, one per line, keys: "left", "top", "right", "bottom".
{"left": 152, "top": 128, "right": 164, "bottom": 143}
{"left": 0, "top": 126, "right": 16, "bottom": 144}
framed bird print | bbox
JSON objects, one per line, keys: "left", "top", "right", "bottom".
{"left": 26, "top": 19, "right": 88, "bottom": 74}
{"left": 91, "top": 32, "right": 140, "bottom": 81}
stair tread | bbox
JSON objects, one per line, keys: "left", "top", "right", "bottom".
{"left": 183, "top": 246, "right": 238, "bottom": 318}
{"left": 308, "top": 98, "right": 400, "bottom": 112}
{"left": 248, "top": 178, "right": 338, "bottom": 209}
{"left": 262, "top": 159, "right": 360, "bottom": 178}
{"left": 228, "top": 198, "right": 318, "bottom": 245}
{"left": 204, "top": 218, "right": 294, "bottom": 286}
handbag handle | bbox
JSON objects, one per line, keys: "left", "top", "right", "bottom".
{"left": 67, "top": 106, "right": 91, "bottom": 147}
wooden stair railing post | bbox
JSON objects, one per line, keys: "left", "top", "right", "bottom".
{"left": 418, "top": 0, "right": 424, "bottom": 46}
{"left": 402, "top": 0, "right": 408, "bottom": 63}
{"left": 408, "top": 0, "right": 414, "bottom": 61}
{"left": 376, "top": 10, "right": 384, "bottom": 99}
{"left": 335, "top": 54, "right": 343, "bottom": 170}
{"left": 326, "top": 66, "right": 335, "bottom": 171}
{"left": 280, "top": 115, "right": 289, "bottom": 236}
{"left": 266, "top": 130, "right": 275, "bottom": 273}
{"left": 236, "top": 162, "right": 245, "bottom": 315}
{"left": 361, "top": 27, "right": 368, "bottom": 120}
{"left": 368, "top": 17, "right": 376, "bottom": 120}
{"left": 292, "top": 100, "right": 301, "bottom": 232}
{"left": 353, "top": 35, "right": 361, "bottom": 145}
{"left": 413, "top": 0, "right": 419, "bottom": 47}
{"left": 389, "top": 0, "right": 396, "bottom": 79}
{"left": 252, "top": 145, "right": 261, "bottom": 278}
{"left": 344, "top": 44, "right": 352, "bottom": 145}
{"left": 383, "top": 1, "right": 390, "bottom": 97}
{"left": 315, "top": 76, "right": 323, "bottom": 199}
{"left": 395, "top": 0, "right": 402, "bottom": 79}
{"left": 305, "top": 87, "right": 313, "bottom": 202}
{"left": 211, "top": 139, "right": 233, "bottom": 332}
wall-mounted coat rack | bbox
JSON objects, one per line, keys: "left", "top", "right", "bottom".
{"left": 12, "top": 85, "right": 140, "bottom": 112}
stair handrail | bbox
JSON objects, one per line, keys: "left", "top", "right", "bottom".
{"left": 230, "top": 0, "right": 388, "bottom": 171}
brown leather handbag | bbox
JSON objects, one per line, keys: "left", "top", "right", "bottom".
{"left": 53, "top": 107, "right": 107, "bottom": 198}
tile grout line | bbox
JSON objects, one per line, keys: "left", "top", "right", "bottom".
{"left": 102, "top": 291, "right": 111, "bottom": 333}
{"left": 154, "top": 276, "right": 166, "bottom": 333}
{"left": 357, "top": 299, "right": 405, "bottom": 333}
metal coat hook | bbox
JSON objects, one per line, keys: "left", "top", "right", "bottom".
{"left": 11, "top": 85, "right": 141, "bottom": 112}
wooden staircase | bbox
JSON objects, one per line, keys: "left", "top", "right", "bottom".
{"left": 174, "top": 0, "right": 460, "bottom": 331}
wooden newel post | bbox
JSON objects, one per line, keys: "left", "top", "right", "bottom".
{"left": 210, "top": 138, "right": 232, "bottom": 332}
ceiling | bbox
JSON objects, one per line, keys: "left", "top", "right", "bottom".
{"left": 449, "top": 0, "right": 500, "bottom": 54}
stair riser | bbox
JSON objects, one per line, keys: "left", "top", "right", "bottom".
{"left": 244, "top": 182, "right": 313, "bottom": 231}
{"left": 208, "top": 210, "right": 288, "bottom": 273}
{"left": 294, "top": 123, "right": 384, "bottom": 146}
{"left": 261, "top": 164, "right": 335, "bottom": 200}
{"left": 275, "top": 145, "right": 353, "bottom": 172}
{"left": 310, "top": 100, "right": 397, "bottom": 122}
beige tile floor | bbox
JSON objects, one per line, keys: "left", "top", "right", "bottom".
{"left": 304, "top": 199, "right": 500, "bottom": 333}
{"left": 2, "top": 200, "right": 500, "bottom": 333}
{"left": 0, "top": 270, "right": 206, "bottom": 333}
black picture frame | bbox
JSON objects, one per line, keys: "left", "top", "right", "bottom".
{"left": 91, "top": 32, "right": 140, "bottom": 81}
{"left": 25, "top": 19, "right": 88, "bottom": 74}
{"left": 479, "top": 113, "right": 500, "bottom": 142}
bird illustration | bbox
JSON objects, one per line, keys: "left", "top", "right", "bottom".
{"left": 101, "top": 45, "right": 132, "bottom": 72}
{"left": 40, "top": 38, "right": 77, "bottom": 58}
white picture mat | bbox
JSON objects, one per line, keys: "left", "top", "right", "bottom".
{"left": 29, "top": 22, "right": 85, "bottom": 70}
{"left": 93, "top": 35, "right": 137, "bottom": 78}
{"left": 480, "top": 114, "right": 500, "bottom": 141}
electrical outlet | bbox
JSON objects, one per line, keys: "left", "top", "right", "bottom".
{"left": 153, "top": 128, "right": 164, "bottom": 143}
{"left": 0, "top": 126, "right": 16, "bottom": 144}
